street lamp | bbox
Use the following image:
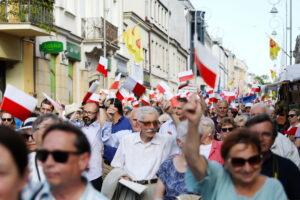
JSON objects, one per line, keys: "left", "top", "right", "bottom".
{"left": 269, "top": 0, "right": 293, "bottom": 65}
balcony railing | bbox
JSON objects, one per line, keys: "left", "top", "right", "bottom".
{"left": 0, "top": 0, "right": 54, "bottom": 29}
{"left": 82, "top": 17, "right": 118, "bottom": 45}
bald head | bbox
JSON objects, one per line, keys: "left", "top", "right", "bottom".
{"left": 250, "top": 103, "right": 270, "bottom": 117}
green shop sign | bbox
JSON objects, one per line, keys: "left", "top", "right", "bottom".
{"left": 67, "top": 42, "right": 81, "bottom": 61}
{"left": 40, "top": 41, "right": 63, "bottom": 54}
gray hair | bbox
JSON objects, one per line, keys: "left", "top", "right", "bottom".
{"left": 177, "top": 119, "right": 203, "bottom": 141}
{"left": 251, "top": 103, "right": 271, "bottom": 116}
{"left": 234, "top": 114, "right": 249, "bottom": 124}
{"left": 32, "top": 114, "right": 61, "bottom": 132}
{"left": 200, "top": 117, "right": 215, "bottom": 136}
{"left": 137, "top": 106, "right": 159, "bottom": 121}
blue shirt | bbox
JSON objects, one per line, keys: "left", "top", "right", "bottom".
{"left": 23, "top": 180, "right": 109, "bottom": 200}
{"left": 101, "top": 116, "right": 132, "bottom": 164}
{"left": 156, "top": 158, "right": 192, "bottom": 200}
{"left": 185, "top": 160, "right": 288, "bottom": 200}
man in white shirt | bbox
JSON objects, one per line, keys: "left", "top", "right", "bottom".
{"left": 105, "top": 106, "right": 172, "bottom": 199}
{"left": 81, "top": 102, "right": 104, "bottom": 191}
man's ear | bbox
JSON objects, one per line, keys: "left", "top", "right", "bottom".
{"left": 79, "top": 152, "right": 90, "bottom": 171}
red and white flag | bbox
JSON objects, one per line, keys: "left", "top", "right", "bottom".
{"left": 86, "top": 93, "right": 100, "bottom": 104}
{"left": 110, "top": 73, "right": 121, "bottom": 90}
{"left": 132, "top": 101, "right": 139, "bottom": 108}
{"left": 251, "top": 84, "right": 261, "bottom": 93}
{"left": 96, "top": 56, "right": 108, "bottom": 77}
{"left": 222, "top": 91, "right": 236, "bottom": 103}
{"left": 0, "top": 84, "right": 37, "bottom": 121}
{"left": 116, "top": 88, "right": 128, "bottom": 101}
{"left": 157, "top": 81, "right": 170, "bottom": 94}
{"left": 123, "top": 76, "right": 145, "bottom": 96}
{"left": 82, "top": 81, "right": 100, "bottom": 102}
{"left": 178, "top": 70, "right": 194, "bottom": 82}
{"left": 165, "top": 92, "right": 179, "bottom": 107}
{"left": 194, "top": 34, "right": 218, "bottom": 89}
{"left": 42, "top": 93, "right": 63, "bottom": 110}
{"left": 141, "top": 95, "right": 151, "bottom": 106}
{"left": 209, "top": 93, "right": 220, "bottom": 103}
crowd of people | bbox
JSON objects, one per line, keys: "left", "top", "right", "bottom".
{"left": 0, "top": 92, "right": 299, "bottom": 200}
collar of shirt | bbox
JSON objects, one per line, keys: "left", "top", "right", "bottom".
{"left": 83, "top": 120, "right": 99, "bottom": 128}
{"left": 134, "top": 132, "right": 161, "bottom": 145}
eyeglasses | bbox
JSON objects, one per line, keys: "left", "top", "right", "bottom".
{"left": 82, "top": 110, "right": 97, "bottom": 115}
{"left": 228, "top": 155, "right": 262, "bottom": 168}
{"left": 139, "top": 120, "right": 160, "bottom": 127}
{"left": 21, "top": 134, "right": 34, "bottom": 141}
{"left": 36, "top": 150, "right": 82, "bottom": 163}
{"left": 221, "top": 127, "right": 234, "bottom": 132}
{"left": 1, "top": 118, "right": 12, "bottom": 122}
{"left": 288, "top": 114, "right": 297, "bottom": 118}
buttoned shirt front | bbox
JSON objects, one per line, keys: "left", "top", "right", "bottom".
{"left": 111, "top": 132, "right": 173, "bottom": 181}
{"left": 81, "top": 121, "right": 103, "bottom": 180}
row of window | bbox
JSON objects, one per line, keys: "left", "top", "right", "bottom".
{"left": 149, "top": 0, "right": 169, "bottom": 31}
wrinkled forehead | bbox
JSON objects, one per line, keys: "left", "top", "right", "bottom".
{"left": 142, "top": 113, "right": 158, "bottom": 121}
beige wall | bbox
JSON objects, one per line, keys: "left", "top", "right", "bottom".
{"left": 0, "top": 33, "right": 21, "bottom": 61}
{"left": 6, "top": 41, "right": 34, "bottom": 94}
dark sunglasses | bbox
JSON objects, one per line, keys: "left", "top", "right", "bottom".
{"left": 36, "top": 150, "right": 82, "bottom": 163}
{"left": 21, "top": 134, "right": 34, "bottom": 141}
{"left": 228, "top": 155, "right": 262, "bottom": 168}
{"left": 2, "top": 118, "right": 12, "bottom": 122}
{"left": 288, "top": 114, "right": 297, "bottom": 118}
{"left": 221, "top": 127, "right": 234, "bottom": 132}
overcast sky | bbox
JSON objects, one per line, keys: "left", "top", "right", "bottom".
{"left": 189, "top": 0, "right": 300, "bottom": 77}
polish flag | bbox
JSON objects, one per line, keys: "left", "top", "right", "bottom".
{"left": 0, "top": 84, "right": 37, "bottom": 121}
{"left": 209, "top": 93, "right": 220, "bottom": 103}
{"left": 123, "top": 76, "right": 145, "bottom": 96}
{"left": 141, "top": 95, "right": 151, "bottom": 106}
{"left": 132, "top": 101, "right": 139, "bottom": 108}
{"left": 42, "top": 93, "right": 63, "bottom": 110}
{"left": 165, "top": 92, "right": 179, "bottom": 107}
{"left": 194, "top": 34, "right": 218, "bottom": 89}
{"left": 99, "top": 89, "right": 109, "bottom": 96}
{"left": 109, "top": 73, "right": 121, "bottom": 90}
{"left": 82, "top": 81, "right": 100, "bottom": 102}
{"left": 107, "top": 91, "right": 116, "bottom": 99}
{"left": 251, "top": 84, "right": 261, "bottom": 92}
{"left": 178, "top": 70, "right": 194, "bottom": 82}
{"left": 86, "top": 93, "right": 100, "bottom": 104}
{"left": 96, "top": 56, "right": 108, "bottom": 77}
{"left": 222, "top": 91, "right": 236, "bottom": 103}
{"left": 157, "top": 81, "right": 170, "bottom": 94}
{"left": 116, "top": 88, "right": 128, "bottom": 101}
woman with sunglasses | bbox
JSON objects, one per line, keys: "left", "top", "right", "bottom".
{"left": 218, "top": 117, "right": 236, "bottom": 141}
{"left": 183, "top": 97, "right": 287, "bottom": 200}
{"left": 285, "top": 109, "right": 300, "bottom": 142}
{"left": 0, "top": 126, "right": 28, "bottom": 200}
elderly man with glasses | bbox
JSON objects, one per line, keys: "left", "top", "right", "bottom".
{"left": 26, "top": 123, "right": 108, "bottom": 199}
{"left": 101, "top": 106, "right": 173, "bottom": 200}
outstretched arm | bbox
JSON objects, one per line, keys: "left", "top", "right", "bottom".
{"left": 183, "top": 95, "right": 207, "bottom": 181}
